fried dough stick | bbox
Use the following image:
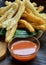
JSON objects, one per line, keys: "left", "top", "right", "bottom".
{"left": 7, "top": 3, "right": 18, "bottom": 19}
{"left": 0, "top": 3, "right": 18, "bottom": 24}
{"left": 32, "top": 3, "right": 44, "bottom": 13}
{"left": 25, "top": 0, "right": 46, "bottom": 21}
{"left": 2, "top": 1, "right": 25, "bottom": 30}
{"left": 5, "top": 0, "right": 20, "bottom": 6}
{"left": 5, "top": 1, "right": 12, "bottom": 5}
{"left": 41, "top": 13, "right": 46, "bottom": 16}
{"left": 37, "top": 6, "right": 44, "bottom": 12}
{"left": 0, "top": 4, "right": 12, "bottom": 16}
{"left": 0, "top": 7, "right": 6, "bottom": 16}
{"left": 25, "top": 0, "right": 39, "bottom": 15}
{"left": 22, "top": 11, "right": 45, "bottom": 25}
{"left": 5, "top": 24, "right": 17, "bottom": 42}
{"left": 31, "top": 24, "right": 46, "bottom": 31}
{"left": 0, "top": 8, "right": 13, "bottom": 24}
{"left": 19, "top": 19, "right": 35, "bottom": 32}
{"left": 5, "top": 0, "right": 25, "bottom": 42}
{"left": 15, "top": 0, "right": 20, "bottom": 3}
{"left": 32, "top": 2, "right": 44, "bottom": 12}
{"left": 40, "top": 13, "right": 46, "bottom": 18}
{"left": 25, "top": 8, "right": 32, "bottom": 13}
{"left": 32, "top": 2, "right": 37, "bottom": 7}
{"left": 21, "top": 12, "right": 27, "bottom": 18}
{"left": 6, "top": 1, "right": 25, "bottom": 30}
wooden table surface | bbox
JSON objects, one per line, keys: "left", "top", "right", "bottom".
{"left": 0, "top": 0, "right": 46, "bottom": 65}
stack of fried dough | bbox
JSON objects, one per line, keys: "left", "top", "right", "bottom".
{"left": 0, "top": 0, "right": 46, "bottom": 42}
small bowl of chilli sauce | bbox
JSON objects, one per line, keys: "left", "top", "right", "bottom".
{"left": 8, "top": 37, "right": 40, "bottom": 61}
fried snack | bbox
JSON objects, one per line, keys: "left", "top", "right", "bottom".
{"left": 25, "top": 0, "right": 46, "bottom": 21}
{"left": 37, "top": 6, "right": 44, "bottom": 12}
{"left": 19, "top": 19, "right": 35, "bottom": 32}
{"left": 5, "top": 0, "right": 20, "bottom": 6}
{"left": 7, "top": 3, "right": 18, "bottom": 19}
{"left": 1, "top": 3, "right": 18, "bottom": 27}
{"left": 0, "top": 8, "right": 13, "bottom": 23}
{"left": 5, "top": 24, "right": 17, "bottom": 42}
{"left": 2, "top": 18, "right": 12, "bottom": 28}
{"left": 22, "top": 11, "right": 45, "bottom": 25}
{"left": 0, "top": 4, "right": 12, "bottom": 16}
{"left": 35, "top": 7, "right": 38, "bottom": 10}
{"left": 25, "top": 8, "right": 32, "bottom": 13}
{"left": 0, "top": 0, "right": 46, "bottom": 43}
{"left": 41, "top": 13, "right": 46, "bottom": 17}
{"left": 5, "top": 1, "right": 12, "bottom": 5}
{"left": 7, "top": 2, "right": 25, "bottom": 30}
{"left": 0, "top": 7, "right": 6, "bottom": 16}
{"left": 0, "top": 3, "right": 17, "bottom": 23}
{"left": 25, "top": 0, "right": 39, "bottom": 16}
{"left": 21, "top": 11, "right": 29, "bottom": 18}
{"left": 31, "top": 23, "right": 46, "bottom": 30}
{"left": 15, "top": 0, "right": 22, "bottom": 8}
{"left": 34, "top": 25, "right": 45, "bottom": 30}
{"left": 32, "top": 2, "right": 38, "bottom": 10}
{"left": 40, "top": 13, "right": 46, "bottom": 20}
{"left": 15, "top": 0, "right": 20, "bottom": 3}
{"left": 32, "top": 2, "right": 37, "bottom": 7}
{"left": 21, "top": 12, "right": 27, "bottom": 18}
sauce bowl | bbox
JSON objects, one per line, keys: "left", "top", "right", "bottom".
{"left": 8, "top": 37, "right": 40, "bottom": 61}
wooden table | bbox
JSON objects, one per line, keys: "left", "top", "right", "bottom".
{"left": 0, "top": 0, "right": 46, "bottom": 65}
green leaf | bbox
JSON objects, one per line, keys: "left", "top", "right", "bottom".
{"left": 0, "top": 28, "right": 42, "bottom": 38}
{"left": 0, "top": 28, "right": 6, "bottom": 36}
{"left": 14, "top": 29, "right": 41, "bottom": 38}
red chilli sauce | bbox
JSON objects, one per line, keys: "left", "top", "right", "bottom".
{"left": 10, "top": 40, "right": 38, "bottom": 61}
